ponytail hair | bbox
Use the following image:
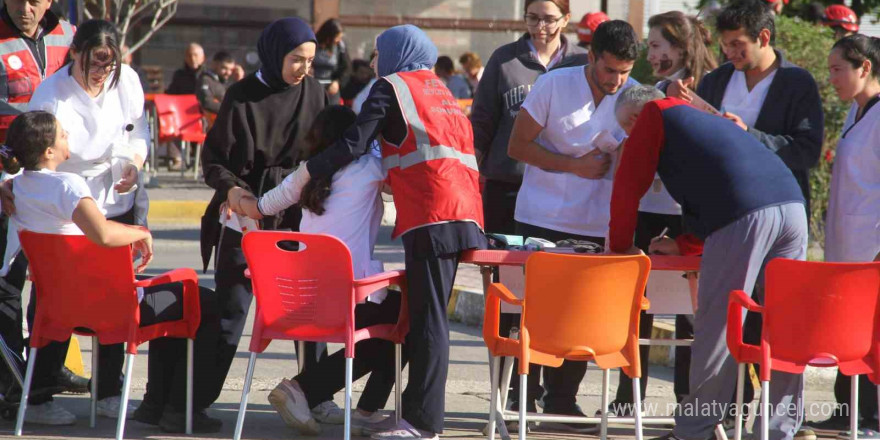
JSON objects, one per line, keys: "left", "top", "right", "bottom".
{"left": 832, "top": 34, "right": 880, "bottom": 78}
{"left": 0, "top": 111, "right": 58, "bottom": 174}
{"left": 648, "top": 11, "right": 718, "bottom": 89}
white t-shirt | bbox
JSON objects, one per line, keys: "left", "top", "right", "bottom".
{"left": 1, "top": 169, "right": 93, "bottom": 275}
{"left": 28, "top": 64, "right": 150, "bottom": 218}
{"left": 514, "top": 66, "right": 636, "bottom": 237}
{"left": 721, "top": 69, "right": 778, "bottom": 128}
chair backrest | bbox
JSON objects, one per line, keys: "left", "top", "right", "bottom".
{"left": 152, "top": 94, "right": 204, "bottom": 141}
{"left": 241, "top": 231, "right": 356, "bottom": 352}
{"left": 18, "top": 231, "right": 139, "bottom": 348}
{"left": 763, "top": 259, "right": 880, "bottom": 366}
{"left": 522, "top": 252, "right": 650, "bottom": 363}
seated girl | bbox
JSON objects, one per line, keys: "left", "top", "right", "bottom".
{"left": 0, "top": 111, "right": 222, "bottom": 433}
{"left": 240, "top": 105, "right": 403, "bottom": 436}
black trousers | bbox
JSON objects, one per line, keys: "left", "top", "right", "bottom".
{"left": 298, "top": 291, "right": 405, "bottom": 413}
{"left": 209, "top": 228, "right": 324, "bottom": 407}
{"left": 832, "top": 372, "right": 878, "bottom": 420}
{"left": 400, "top": 245, "right": 459, "bottom": 434}
{"left": 615, "top": 211, "right": 693, "bottom": 404}
{"left": 482, "top": 179, "right": 521, "bottom": 235}
{"left": 513, "top": 221, "right": 604, "bottom": 414}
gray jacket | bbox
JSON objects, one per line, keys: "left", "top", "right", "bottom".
{"left": 470, "top": 34, "right": 588, "bottom": 183}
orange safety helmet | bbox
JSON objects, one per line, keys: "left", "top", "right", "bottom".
{"left": 823, "top": 4, "right": 859, "bottom": 33}
{"left": 577, "top": 11, "right": 610, "bottom": 44}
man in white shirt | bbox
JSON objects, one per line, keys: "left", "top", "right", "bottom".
{"left": 505, "top": 19, "right": 639, "bottom": 431}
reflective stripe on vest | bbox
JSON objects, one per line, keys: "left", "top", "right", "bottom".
{"left": 382, "top": 73, "right": 479, "bottom": 173}
{"left": 0, "top": 38, "right": 27, "bottom": 56}
{"left": 43, "top": 20, "right": 73, "bottom": 47}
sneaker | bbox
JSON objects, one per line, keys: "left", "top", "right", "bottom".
{"left": 352, "top": 411, "right": 391, "bottom": 436}
{"left": 595, "top": 400, "right": 644, "bottom": 418}
{"left": 506, "top": 419, "right": 536, "bottom": 433}
{"left": 96, "top": 395, "right": 135, "bottom": 419}
{"left": 540, "top": 405, "right": 599, "bottom": 434}
{"left": 57, "top": 366, "right": 90, "bottom": 394}
{"left": 311, "top": 400, "right": 345, "bottom": 424}
{"left": 370, "top": 419, "right": 438, "bottom": 439}
{"left": 837, "top": 428, "right": 880, "bottom": 440}
{"left": 796, "top": 428, "right": 818, "bottom": 440}
{"left": 811, "top": 414, "right": 854, "bottom": 432}
{"left": 159, "top": 407, "right": 223, "bottom": 433}
{"left": 23, "top": 400, "right": 76, "bottom": 425}
{"left": 267, "top": 379, "right": 320, "bottom": 435}
{"left": 133, "top": 399, "right": 164, "bottom": 425}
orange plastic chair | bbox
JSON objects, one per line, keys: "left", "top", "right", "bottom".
{"left": 727, "top": 259, "right": 880, "bottom": 440}
{"left": 233, "top": 231, "right": 409, "bottom": 440}
{"left": 483, "top": 252, "right": 651, "bottom": 440}
{"left": 152, "top": 94, "right": 206, "bottom": 180}
{"left": 14, "top": 231, "right": 201, "bottom": 439}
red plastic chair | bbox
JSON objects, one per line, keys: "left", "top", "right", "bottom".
{"left": 152, "top": 94, "right": 206, "bottom": 180}
{"left": 727, "top": 259, "right": 880, "bottom": 440}
{"left": 14, "top": 231, "right": 201, "bottom": 439}
{"left": 233, "top": 231, "right": 409, "bottom": 440}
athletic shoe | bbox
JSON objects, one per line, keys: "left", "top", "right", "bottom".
{"left": 159, "top": 408, "right": 222, "bottom": 433}
{"left": 267, "top": 379, "right": 320, "bottom": 435}
{"left": 311, "top": 400, "right": 346, "bottom": 424}
{"left": 96, "top": 395, "right": 135, "bottom": 419}
{"left": 352, "top": 411, "right": 391, "bottom": 436}
{"left": 837, "top": 428, "right": 880, "bottom": 440}
{"left": 23, "top": 400, "right": 76, "bottom": 425}
{"left": 370, "top": 419, "right": 438, "bottom": 439}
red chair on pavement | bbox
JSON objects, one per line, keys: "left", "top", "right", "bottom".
{"left": 14, "top": 231, "right": 201, "bottom": 439}
{"left": 152, "top": 94, "right": 206, "bottom": 181}
{"left": 233, "top": 231, "right": 409, "bottom": 440}
{"left": 727, "top": 259, "right": 880, "bottom": 440}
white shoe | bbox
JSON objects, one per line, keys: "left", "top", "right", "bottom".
{"left": 267, "top": 379, "right": 320, "bottom": 435}
{"left": 96, "top": 396, "right": 135, "bottom": 419}
{"left": 311, "top": 400, "right": 345, "bottom": 424}
{"left": 370, "top": 419, "right": 438, "bottom": 439}
{"left": 24, "top": 400, "right": 76, "bottom": 425}
{"left": 353, "top": 411, "right": 392, "bottom": 436}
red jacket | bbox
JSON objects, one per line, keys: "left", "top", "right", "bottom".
{"left": 380, "top": 70, "right": 484, "bottom": 238}
{"left": 0, "top": 12, "right": 74, "bottom": 142}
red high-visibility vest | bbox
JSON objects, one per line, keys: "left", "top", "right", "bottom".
{"left": 380, "top": 70, "right": 484, "bottom": 238}
{"left": 0, "top": 17, "right": 74, "bottom": 142}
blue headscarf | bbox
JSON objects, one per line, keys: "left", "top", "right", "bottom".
{"left": 375, "top": 25, "right": 437, "bottom": 77}
{"left": 257, "top": 17, "right": 316, "bottom": 91}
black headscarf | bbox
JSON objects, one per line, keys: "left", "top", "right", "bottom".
{"left": 257, "top": 17, "right": 316, "bottom": 91}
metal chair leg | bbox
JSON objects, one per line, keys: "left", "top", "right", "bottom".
{"left": 233, "top": 352, "right": 258, "bottom": 440}
{"left": 395, "top": 343, "right": 402, "bottom": 424}
{"left": 14, "top": 347, "right": 37, "bottom": 436}
{"left": 851, "top": 376, "right": 859, "bottom": 440}
{"left": 488, "top": 356, "right": 500, "bottom": 440}
{"left": 500, "top": 356, "right": 514, "bottom": 410}
{"left": 344, "top": 357, "right": 353, "bottom": 440}
{"left": 186, "top": 338, "right": 194, "bottom": 434}
{"left": 193, "top": 143, "right": 202, "bottom": 181}
{"left": 91, "top": 337, "right": 99, "bottom": 428}
{"left": 735, "top": 363, "right": 745, "bottom": 440}
{"left": 115, "top": 352, "right": 135, "bottom": 440}
{"left": 518, "top": 373, "right": 527, "bottom": 440}
{"left": 762, "top": 380, "right": 771, "bottom": 440}
{"left": 601, "top": 368, "right": 610, "bottom": 440}
{"left": 297, "top": 340, "right": 306, "bottom": 373}
{"left": 633, "top": 377, "right": 644, "bottom": 440}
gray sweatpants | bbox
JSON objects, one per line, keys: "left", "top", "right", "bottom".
{"left": 673, "top": 202, "right": 807, "bottom": 440}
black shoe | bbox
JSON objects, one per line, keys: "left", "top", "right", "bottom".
{"left": 133, "top": 399, "right": 164, "bottom": 426}
{"left": 810, "top": 414, "right": 854, "bottom": 432}
{"left": 540, "top": 405, "right": 599, "bottom": 434}
{"left": 159, "top": 408, "right": 222, "bottom": 433}
{"left": 57, "top": 367, "right": 89, "bottom": 394}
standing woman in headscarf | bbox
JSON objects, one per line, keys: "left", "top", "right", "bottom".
{"left": 199, "top": 17, "right": 328, "bottom": 409}
{"left": 267, "top": 24, "right": 485, "bottom": 439}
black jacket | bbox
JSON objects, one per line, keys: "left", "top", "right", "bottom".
{"left": 196, "top": 70, "right": 227, "bottom": 114}
{"left": 696, "top": 50, "right": 823, "bottom": 212}
{"left": 166, "top": 64, "right": 204, "bottom": 95}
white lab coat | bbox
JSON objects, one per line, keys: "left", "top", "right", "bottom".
{"left": 824, "top": 101, "right": 880, "bottom": 262}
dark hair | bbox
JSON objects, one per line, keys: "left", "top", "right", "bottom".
{"left": 832, "top": 34, "right": 880, "bottom": 78}
{"left": 716, "top": 0, "right": 776, "bottom": 44}
{"left": 524, "top": 0, "right": 570, "bottom": 15}
{"left": 315, "top": 18, "right": 343, "bottom": 48}
{"left": 69, "top": 20, "right": 122, "bottom": 89}
{"left": 299, "top": 105, "right": 358, "bottom": 215}
{"left": 434, "top": 55, "right": 455, "bottom": 75}
{"left": 212, "top": 51, "right": 234, "bottom": 64}
{"left": 352, "top": 59, "right": 370, "bottom": 71}
{"left": 648, "top": 11, "right": 718, "bottom": 88}
{"left": 591, "top": 20, "right": 639, "bottom": 61}
{"left": 1, "top": 111, "right": 58, "bottom": 174}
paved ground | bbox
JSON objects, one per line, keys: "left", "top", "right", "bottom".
{"left": 0, "top": 172, "right": 842, "bottom": 439}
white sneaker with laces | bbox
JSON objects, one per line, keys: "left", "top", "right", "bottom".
{"left": 96, "top": 395, "right": 135, "bottom": 419}
{"left": 370, "top": 419, "right": 438, "bottom": 440}
{"left": 311, "top": 400, "right": 345, "bottom": 424}
{"left": 24, "top": 400, "right": 76, "bottom": 425}
{"left": 267, "top": 379, "right": 320, "bottom": 435}
{"left": 353, "top": 411, "right": 392, "bottom": 436}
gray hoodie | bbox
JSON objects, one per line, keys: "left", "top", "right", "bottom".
{"left": 470, "top": 34, "right": 588, "bottom": 183}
